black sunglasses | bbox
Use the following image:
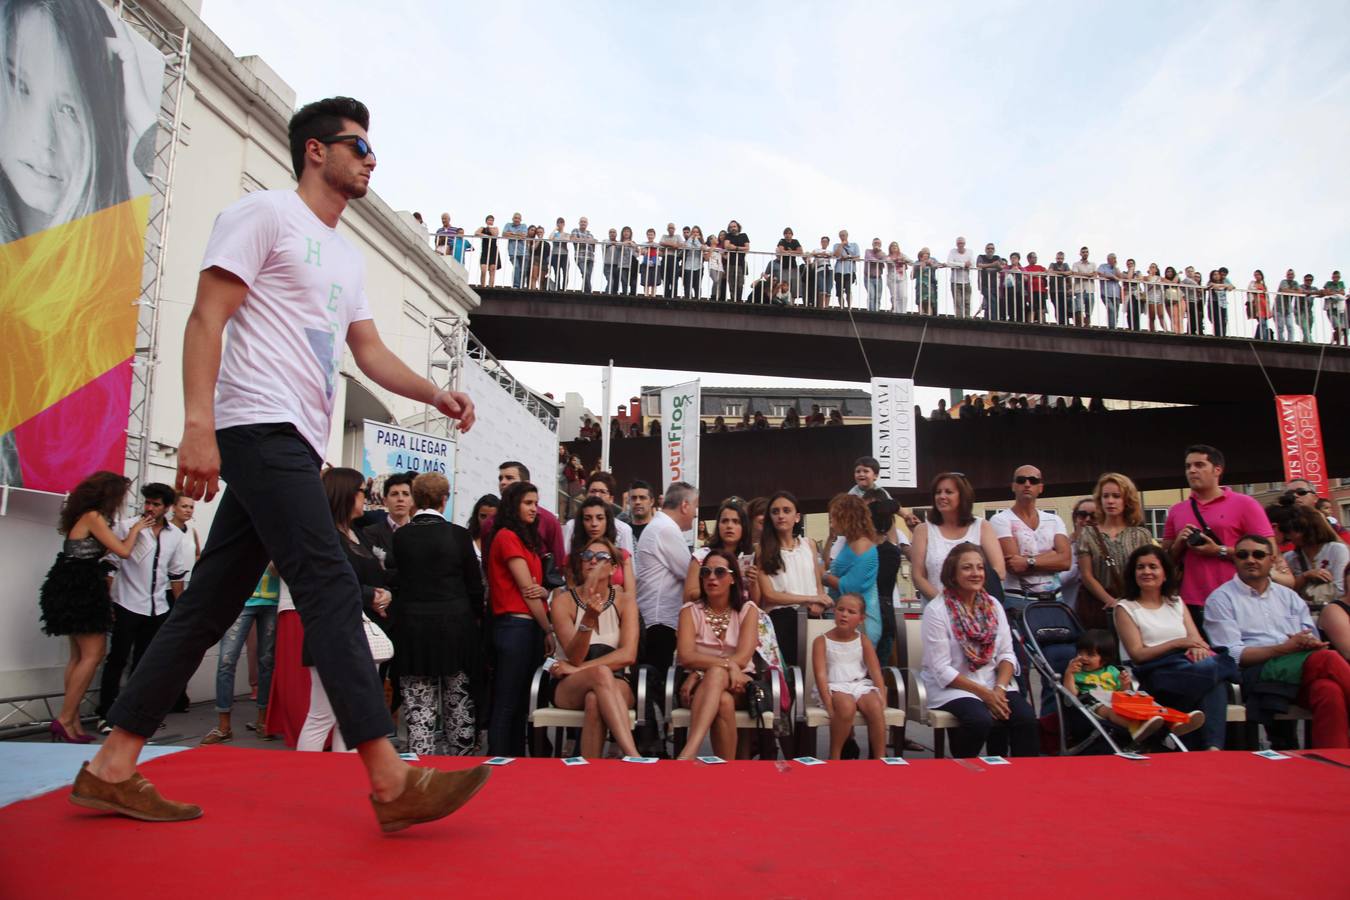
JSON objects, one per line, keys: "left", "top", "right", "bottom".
{"left": 578, "top": 550, "right": 613, "bottom": 563}
{"left": 1073, "top": 510, "right": 1093, "bottom": 519}
{"left": 1014, "top": 475, "right": 1043, "bottom": 485}
{"left": 1290, "top": 488, "right": 1314, "bottom": 497}
{"left": 700, "top": 566, "right": 733, "bottom": 579}
{"left": 317, "top": 133, "right": 375, "bottom": 160}
{"left": 1234, "top": 549, "right": 1269, "bottom": 560}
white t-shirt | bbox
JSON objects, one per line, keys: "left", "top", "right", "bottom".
{"left": 946, "top": 248, "right": 973, "bottom": 283}
{"left": 200, "top": 190, "right": 374, "bottom": 457}
{"left": 990, "top": 508, "right": 1068, "bottom": 594}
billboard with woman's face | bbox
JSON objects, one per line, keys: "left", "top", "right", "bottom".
{"left": 0, "top": 0, "right": 165, "bottom": 492}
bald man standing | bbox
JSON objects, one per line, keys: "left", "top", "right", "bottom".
{"left": 990, "top": 465, "right": 1072, "bottom": 616}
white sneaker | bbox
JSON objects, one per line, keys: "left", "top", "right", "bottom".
{"left": 1126, "top": 716, "right": 1165, "bottom": 750}
{"left": 1171, "top": 711, "right": 1206, "bottom": 737}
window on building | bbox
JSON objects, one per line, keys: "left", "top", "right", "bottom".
{"left": 723, "top": 402, "right": 744, "bottom": 418}
{"left": 819, "top": 405, "right": 838, "bottom": 417}
{"left": 644, "top": 394, "right": 660, "bottom": 416}
{"left": 1143, "top": 507, "right": 1168, "bottom": 540}
{"left": 771, "top": 403, "right": 791, "bottom": 418}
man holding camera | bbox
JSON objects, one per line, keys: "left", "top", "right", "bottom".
{"left": 1163, "top": 444, "right": 1274, "bottom": 634}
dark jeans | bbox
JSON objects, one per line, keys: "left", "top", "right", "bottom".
{"left": 1209, "top": 299, "right": 1228, "bottom": 336}
{"left": 684, "top": 268, "right": 702, "bottom": 300}
{"left": 97, "top": 605, "right": 170, "bottom": 720}
{"left": 662, "top": 256, "right": 680, "bottom": 298}
{"left": 107, "top": 424, "right": 393, "bottom": 746}
{"left": 551, "top": 254, "right": 569, "bottom": 291}
{"left": 835, "top": 272, "right": 855, "bottom": 305}
{"left": 727, "top": 264, "right": 746, "bottom": 303}
{"left": 936, "top": 692, "right": 1039, "bottom": 758}
{"left": 637, "top": 624, "right": 677, "bottom": 754}
{"left": 1134, "top": 650, "right": 1232, "bottom": 750}
{"left": 511, "top": 254, "right": 528, "bottom": 288}
{"left": 487, "top": 615, "right": 543, "bottom": 757}
{"left": 577, "top": 257, "right": 594, "bottom": 293}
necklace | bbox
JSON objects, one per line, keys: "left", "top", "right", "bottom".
{"left": 703, "top": 606, "right": 733, "bottom": 643}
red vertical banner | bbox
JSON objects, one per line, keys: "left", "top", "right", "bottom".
{"left": 1275, "top": 395, "right": 1329, "bottom": 497}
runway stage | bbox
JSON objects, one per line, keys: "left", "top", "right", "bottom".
{"left": 2, "top": 745, "right": 1346, "bottom": 898}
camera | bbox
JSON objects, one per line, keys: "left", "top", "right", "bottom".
{"left": 1187, "top": 528, "right": 1216, "bottom": 547}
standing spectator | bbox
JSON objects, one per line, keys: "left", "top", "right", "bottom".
{"left": 659, "top": 222, "right": 684, "bottom": 300}
{"left": 562, "top": 471, "right": 636, "bottom": 556}
{"left": 503, "top": 211, "right": 529, "bottom": 289}
{"left": 1161, "top": 266, "right": 1184, "bottom": 334}
{"left": 1121, "top": 259, "right": 1145, "bottom": 331}
{"left": 863, "top": 238, "right": 886, "bottom": 312}
{"left": 920, "top": 542, "right": 1038, "bottom": 759}
{"left": 913, "top": 248, "right": 942, "bottom": 316}
{"left": 1206, "top": 536, "right": 1350, "bottom": 749}
{"left": 776, "top": 227, "right": 803, "bottom": 300}
{"left": 201, "top": 565, "right": 279, "bottom": 745}
{"left": 832, "top": 229, "right": 861, "bottom": 307}
{"left": 684, "top": 225, "right": 705, "bottom": 299}
{"left": 822, "top": 494, "right": 881, "bottom": 645}
{"left": 1247, "top": 269, "right": 1273, "bottom": 340}
{"left": 706, "top": 232, "right": 726, "bottom": 302}
{"left": 1283, "top": 505, "right": 1348, "bottom": 608}
{"left": 393, "top": 473, "right": 486, "bottom": 756}
{"left": 1323, "top": 270, "right": 1346, "bottom": 346}
{"left": 806, "top": 236, "right": 833, "bottom": 308}
{"left": 1162, "top": 444, "right": 1275, "bottom": 635}
{"left": 484, "top": 480, "right": 551, "bottom": 757}
{"left": 1182, "top": 266, "right": 1205, "bottom": 336}
{"left": 886, "top": 242, "right": 912, "bottom": 313}
{"left": 467, "top": 494, "right": 499, "bottom": 567}
{"left": 1076, "top": 473, "right": 1155, "bottom": 631}
{"left": 95, "top": 483, "right": 193, "bottom": 731}
{"left": 947, "top": 236, "right": 974, "bottom": 317}
{"left": 433, "top": 213, "right": 462, "bottom": 261}
{"left": 602, "top": 227, "right": 620, "bottom": 294}
{"left": 363, "top": 471, "right": 415, "bottom": 564}
{"left": 976, "top": 242, "right": 1003, "bottom": 320}
{"left": 640, "top": 228, "right": 662, "bottom": 298}
{"left": 1207, "top": 267, "right": 1235, "bottom": 337}
{"left": 473, "top": 215, "right": 501, "bottom": 287}
{"left": 1298, "top": 273, "right": 1319, "bottom": 343}
{"left": 298, "top": 468, "right": 392, "bottom": 753}
{"left": 1143, "top": 262, "right": 1165, "bottom": 332}
{"left": 626, "top": 480, "right": 657, "bottom": 543}
{"left": 571, "top": 217, "right": 597, "bottom": 293}
{"left": 1070, "top": 246, "right": 1096, "bottom": 327}
{"left": 170, "top": 495, "right": 202, "bottom": 563}
{"left": 39, "top": 473, "right": 148, "bottom": 743}
{"left": 1047, "top": 250, "right": 1072, "bottom": 325}
{"left": 496, "top": 461, "right": 566, "bottom": 561}
{"left": 616, "top": 226, "right": 640, "bottom": 295}
{"left": 1002, "top": 252, "right": 1025, "bottom": 321}
{"left": 723, "top": 220, "right": 750, "bottom": 302}
{"left": 1275, "top": 268, "right": 1300, "bottom": 342}
{"left": 990, "top": 466, "right": 1071, "bottom": 615}
{"left": 527, "top": 224, "right": 550, "bottom": 290}
{"left": 1097, "top": 253, "right": 1122, "bottom": 329}
{"left": 636, "top": 482, "right": 698, "bottom": 674}
{"left": 757, "top": 491, "right": 832, "bottom": 616}
{"left": 1023, "top": 252, "right": 1048, "bottom": 323}
{"left": 1060, "top": 497, "right": 1093, "bottom": 613}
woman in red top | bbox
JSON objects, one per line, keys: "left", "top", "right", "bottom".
{"left": 1247, "top": 270, "right": 1272, "bottom": 341}
{"left": 485, "top": 481, "right": 551, "bottom": 756}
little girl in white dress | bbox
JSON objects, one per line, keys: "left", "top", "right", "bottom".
{"left": 811, "top": 594, "right": 888, "bottom": 759}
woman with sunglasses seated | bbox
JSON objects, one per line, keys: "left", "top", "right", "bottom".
{"left": 675, "top": 550, "right": 762, "bottom": 760}
{"left": 547, "top": 537, "right": 640, "bottom": 758}
{"left": 1115, "top": 545, "right": 1233, "bottom": 749}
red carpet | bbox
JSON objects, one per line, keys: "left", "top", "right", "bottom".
{"left": 3, "top": 747, "right": 1347, "bottom": 898}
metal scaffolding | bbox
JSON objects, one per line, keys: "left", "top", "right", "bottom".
{"left": 423, "top": 318, "right": 560, "bottom": 437}
{"left": 117, "top": 0, "right": 191, "bottom": 504}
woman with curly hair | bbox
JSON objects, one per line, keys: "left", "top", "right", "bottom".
{"left": 39, "top": 470, "right": 149, "bottom": 742}
{"left": 822, "top": 493, "right": 880, "bottom": 644}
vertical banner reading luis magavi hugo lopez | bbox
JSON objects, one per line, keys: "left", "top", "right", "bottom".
{"left": 660, "top": 380, "right": 701, "bottom": 490}
{"left": 870, "top": 378, "right": 917, "bottom": 489}
{"left": 1275, "top": 395, "right": 1328, "bottom": 498}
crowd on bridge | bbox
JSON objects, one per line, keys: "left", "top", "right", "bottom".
{"left": 39, "top": 444, "right": 1350, "bottom": 764}
{"left": 425, "top": 212, "right": 1349, "bottom": 347}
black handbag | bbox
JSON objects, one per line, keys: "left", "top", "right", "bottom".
{"left": 540, "top": 552, "right": 567, "bottom": 591}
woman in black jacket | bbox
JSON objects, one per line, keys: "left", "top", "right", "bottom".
{"left": 392, "top": 473, "right": 486, "bottom": 755}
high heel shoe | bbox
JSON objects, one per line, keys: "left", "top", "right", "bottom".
{"left": 50, "top": 721, "right": 95, "bottom": 744}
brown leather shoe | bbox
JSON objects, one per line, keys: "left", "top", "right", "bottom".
{"left": 69, "top": 762, "right": 203, "bottom": 822}
{"left": 370, "top": 765, "right": 491, "bottom": 834}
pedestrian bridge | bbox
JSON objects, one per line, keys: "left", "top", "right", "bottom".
{"left": 469, "top": 288, "right": 1349, "bottom": 405}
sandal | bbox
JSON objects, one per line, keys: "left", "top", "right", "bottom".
{"left": 200, "top": 727, "right": 233, "bottom": 745}
{"left": 245, "top": 721, "right": 274, "bottom": 741}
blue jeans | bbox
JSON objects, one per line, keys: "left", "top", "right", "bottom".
{"left": 865, "top": 276, "right": 883, "bottom": 312}
{"left": 1135, "top": 651, "right": 1234, "bottom": 749}
{"left": 487, "top": 615, "right": 543, "bottom": 757}
{"left": 511, "top": 254, "right": 528, "bottom": 288}
{"left": 936, "top": 693, "right": 1039, "bottom": 758}
{"left": 1275, "top": 307, "right": 1294, "bottom": 341}
{"left": 577, "top": 257, "right": 594, "bottom": 293}
{"left": 1104, "top": 294, "right": 1121, "bottom": 329}
{"left": 215, "top": 604, "right": 277, "bottom": 712}
{"left": 1074, "top": 292, "right": 1095, "bottom": 321}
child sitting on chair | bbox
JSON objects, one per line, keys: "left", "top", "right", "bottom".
{"left": 812, "top": 594, "right": 888, "bottom": 760}
{"left": 1063, "top": 629, "right": 1204, "bottom": 749}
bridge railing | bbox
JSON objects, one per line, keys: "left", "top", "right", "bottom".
{"left": 448, "top": 233, "right": 1346, "bottom": 346}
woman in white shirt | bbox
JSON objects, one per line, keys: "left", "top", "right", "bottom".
{"left": 910, "top": 472, "right": 1006, "bottom": 603}
{"left": 755, "top": 491, "right": 831, "bottom": 616}
{"left": 920, "top": 542, "right": 1038, "bottom": 758}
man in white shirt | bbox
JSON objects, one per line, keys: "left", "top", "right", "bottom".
{"left": 95, "top": 483, "right": 194, "bottom": 728}
{"left": 561, "top": 471, "right": 635, "bottom": 555}
{"left": 946, "top": 236, "right": 974, "bottom": 318}
{"left": 832, "top": 230, "right": 861, "bottom": 308}
{"left": 570, "top": 217, "right": 597, "bottom": 294}
{"left": 990, "top": 464, "right": 1072, "bottom": 614}
{"left": 77, "top": 97, "right": 486, "bottom": 830}
{"left": 1070, "top": 246, "right": 1096, "bottom": 327}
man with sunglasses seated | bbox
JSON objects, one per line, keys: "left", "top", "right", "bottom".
{"left": 1207, "top": 535, "right": 1350, "bottom": 749}
{"left": 990, "top": 465, "right": 1071, "bottom": 617}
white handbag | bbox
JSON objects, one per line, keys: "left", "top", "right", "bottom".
{"left": 362, "top": 613, "right": 394, "bottom": 663}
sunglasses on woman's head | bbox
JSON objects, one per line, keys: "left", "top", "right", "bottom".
{"left": 700, "top": 566, "right": 732, "bottom": 579}
{"left": 317, "top": 133, "right": 375, "bottom": 160}
{"left": 578, "top": 550, "right": 613, "bottom": 563}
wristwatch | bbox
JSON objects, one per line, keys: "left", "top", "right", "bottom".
{"left": 577, "top": 624, "right": 592, "bottom": 633}
{"left": 1026, "top": 556, "right": 1037, "bottom": 570}
{"left": 1217, "top": 546, "right": 1230, "bottom": 560}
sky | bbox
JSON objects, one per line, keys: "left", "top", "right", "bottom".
{"left": 201, "top": 0, "right": 1350, "bottom": 415}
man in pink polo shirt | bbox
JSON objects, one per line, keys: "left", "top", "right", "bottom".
{"left": 1163, "top": 444, "right": 1273, "bottom": 635}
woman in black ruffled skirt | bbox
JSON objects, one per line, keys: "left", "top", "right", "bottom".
{"left": 40, "top": 472, "right": 150, "bottom": 742}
